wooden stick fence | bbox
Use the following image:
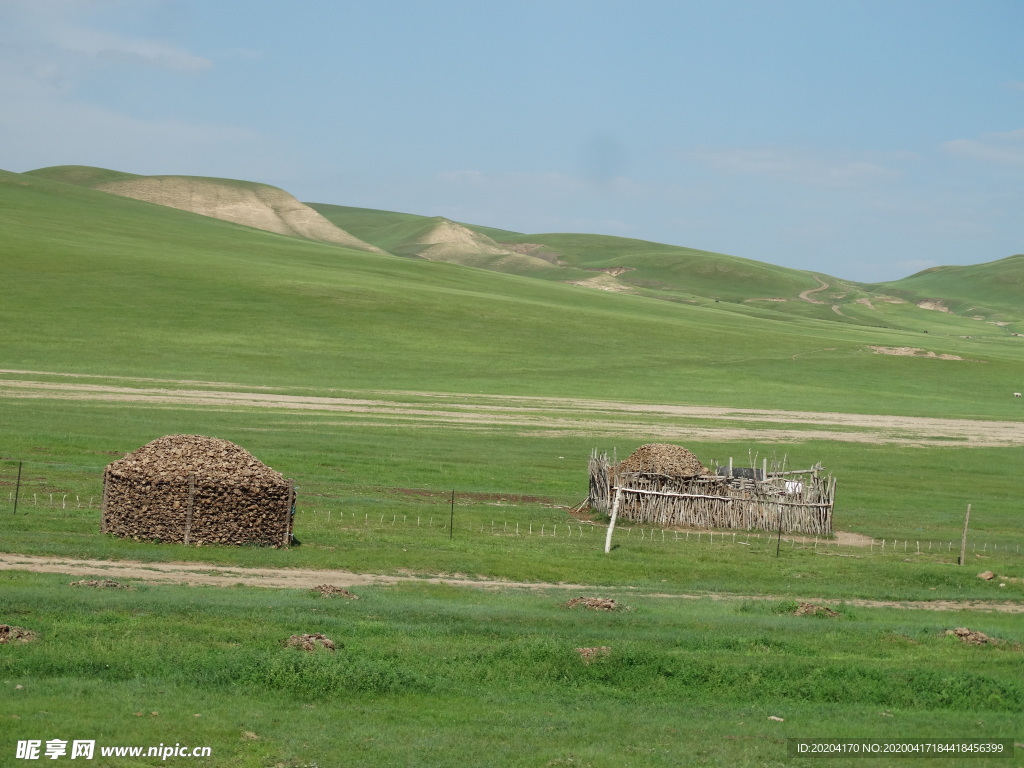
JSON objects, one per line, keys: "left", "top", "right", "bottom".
{"left": 589, "top": 450, "right": 835, "bottom": 535}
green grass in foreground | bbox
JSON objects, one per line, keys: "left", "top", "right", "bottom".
{"left": 2, "top": 572, "right": 1021, "bottom": 767}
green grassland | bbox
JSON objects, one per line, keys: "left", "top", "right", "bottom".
{"left": 2, "top": 167, "right": 1023, "bottom": 766}
{"left": 4, "top": 169, "right": 1024, "bottom": 417}
{"left": 2, "top": 396, "right": 1024, "bottom": 588}
{"left": 2, "top": 573, "right": 1022, "bottom": 768}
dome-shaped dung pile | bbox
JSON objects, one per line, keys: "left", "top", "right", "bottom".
{"left": 102, "top": 435, "right": 293, "bottom": 547}
{"left": 618, "top": 443, "right": 707, "bottom": 478}
{"left": 107, "top": 435, "right": 285, "bottom": 485}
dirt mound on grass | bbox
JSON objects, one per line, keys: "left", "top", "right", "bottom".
{"left": 107, "top": 434, "right": 285, "bottom": 485}
{"left": 311, "top": 584, "right": 358, "bottom": 599}
{"left": 563, "top": 596, "right": 627, "bottom": 611}
{"left": 945, "top": 627, "right": 1000, "bottom": 646}
{"left": 0, "top": 625, "right": 37, "bottom": 644}
{"left": 575, "top": 646, "right": 611, "bottom": 663}
{"left": 794, "top": 602, "right": 840, "bottom": 617}
{"left": 96, "top": 176, "right": 384, "bottom": 252}
{"left": 285, "top": 633, "right": 337, "bottom": 651}
{"left": 69, "top": 579, "right": 133, "bottom": 589}
{"left": 618, "top": 443, "right": 707, "bottom": 477}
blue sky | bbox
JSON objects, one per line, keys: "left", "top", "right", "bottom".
{"left": 1, "top": 0, "right": 1022, "bottom": 281}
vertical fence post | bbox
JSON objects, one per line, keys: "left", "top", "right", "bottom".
{"left": 775, "top": 499, "right": 786, "bottom": 557}
{"left": 958, "top": 504, "right": 971, "bottom": 566}
{"left": 12, "top": 461, "right": 22, "bottom": 515}
{"left": 604, "top": 487, "right": 622, "bottom": 554}
{"left": 183, "top": 473, "right": 196, "bottom": 546}
{"left": 100, "top": 469, "right": 108, "bottom": 533}
{"left": 283, "top": 479, "right": 296, "bottom": 547}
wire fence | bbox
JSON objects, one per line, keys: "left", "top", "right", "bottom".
{"left": 3, "top": 460, "right": 1022, "bottom": 559}
{"left": 297, "top": 505, "right": 1024, "bottom": 559}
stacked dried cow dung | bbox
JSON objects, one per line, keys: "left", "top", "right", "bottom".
{"left": 102, "top": 435, "right": 293, "bottom": 547}
{"left": 617, "top": 443, "right": 707, "bottom": 478}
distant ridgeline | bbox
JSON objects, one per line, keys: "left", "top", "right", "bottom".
{"left": 21, "top": 165, "right": 1024, "bottom": 335}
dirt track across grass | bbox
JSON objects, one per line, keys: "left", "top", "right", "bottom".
{"left": 2, "top": 553, "right": 1021, "bottom": 614}
{"left": 2, "top": 370, "right": 1023, "bottom": 447}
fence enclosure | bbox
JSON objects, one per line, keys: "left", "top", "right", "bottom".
{"left": 588, "top": 450, "right": 835, "bottom": 535}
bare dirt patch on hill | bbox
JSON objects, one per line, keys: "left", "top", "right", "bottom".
{"left": 798, "top": 276, "right": 830, "bottom": 304}
{"left": 96, "top": 176, "right": 382, "bottom": 252}
{"left": 869, "top": 346, "right": 967, "bottom": 361}
{"left": 569, "top": 274, "right": 635, "bottom": 293}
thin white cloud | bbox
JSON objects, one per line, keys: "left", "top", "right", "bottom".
{"left": 0, "top": 1, "right": 291, "bottom": 176}
{"left": 50, "top": 25, "right": 212, "bottom": 72}
{"left": 942, "top": 128, "right": 1024, "bottom": 166}
{"left": 688, "top": 146, "right": 898, "bottom": 187}
{"left": 1, "top": 0, "right": 211, "bottom": 74}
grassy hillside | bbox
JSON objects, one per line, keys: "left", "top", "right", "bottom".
{"left": 311, "top": 203, "right": 579, "bottom": 277}
{"left": 311, "top": 203, "right": 828, "bottom": 298}
{"left": 307, "top": 203, "right": 446, "bottom": 254}
{"left": 872, "top": 255, "right": 1024, "bottom": 331}
{"left": 2, "top": 168, "right": 1023, "bottom": 419}
{"left": 24, "top": 165, "right": 383, "bottom": 252}
{"left": 24, "top": 164, "right": 143, "bottom": 187}
{"left": 311, "top": 202, "right": 1024, "bottom": 339}
{"left": 33, "top": 169, "right": 1021, "bottom": 339}
{"left": 26, "top": 164, "right": 267, "bottom": 193}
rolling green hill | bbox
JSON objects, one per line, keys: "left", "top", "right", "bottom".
{"left": 311, "top": 203, "right": 831, "bottom": 301}
{"left": 32, "top": 167, "right": 1020, "bottom": 340}
{"left": 3, "top": 167, "right": 1022, "bottom": 418}
{"left": 311, "top": 202, "right": 1024, "bottom": 337}
{"left": 25, "top": 165, "right": 383, "bottom": 252}
{"left": 872, "top": 255, "right": 1024, "bottom": 327}
{"left": 310, "top": 203, "right": 580, "bottom": 277}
